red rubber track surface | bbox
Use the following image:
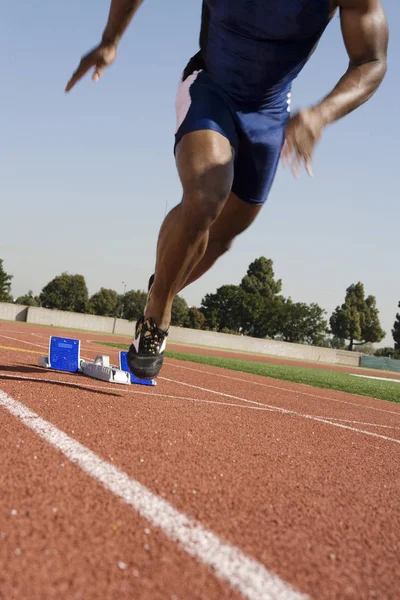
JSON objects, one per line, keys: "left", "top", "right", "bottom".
{"left": 0, "top": 322, "right": 399, "bottom": 600}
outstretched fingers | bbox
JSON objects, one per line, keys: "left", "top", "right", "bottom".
{"left": 65, "top": 53, "right": 96, "bottom": 92}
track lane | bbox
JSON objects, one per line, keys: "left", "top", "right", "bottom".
{"left": 1, "top": 342, "right": 399, "bottom": 599}
{"left": 0, "top": 407, "right": 244, "bottom": 600}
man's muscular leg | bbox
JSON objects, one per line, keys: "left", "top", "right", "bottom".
{"left": 179, "top": 192, "right": 262, "bottom": 291}
{"left": 144, "top": 130, "right": 234, "bottom": 330}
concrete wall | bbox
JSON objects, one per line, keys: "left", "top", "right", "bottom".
{"left": 113, "top": 318, "right": 135, "bottom": 336}
{"left": 0, "top": 303, "right": 135, "bottom": 336}
{"left": 335, "top": 350, "right": 362, "bottom": 367}
{"left": 26, "top": 306, "right": 116, "bottom": 333}
{"left": 168, "top": 326, "right": 362, "bottom": 366}
{"left": 0, "top": 302, "right": 361, "bottom": 366}
{"left": 26, "top": 307, "right": 136, "bottom": 336}
{"left": 0, "top": 302, "right": 28, "bottom": 322}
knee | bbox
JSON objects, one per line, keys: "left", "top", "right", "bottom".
{"left": 182, "top": 186, "right": 231, "bottom": 233}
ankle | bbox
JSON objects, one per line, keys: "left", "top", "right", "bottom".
{"left": 146, "top": 316, "right": 171, "bottom": 332}
{"left": 144, "top": 304, "right": 171, "bottom": 331}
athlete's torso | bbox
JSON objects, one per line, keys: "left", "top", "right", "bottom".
{"left": 187, "top": 0, "right": 332, "bottom": 109}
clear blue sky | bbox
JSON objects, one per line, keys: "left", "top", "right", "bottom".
{"left": 1, "top": 1, "right": 398, "bottom": 346}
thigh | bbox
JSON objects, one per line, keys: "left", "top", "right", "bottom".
{"left": 175, "top": 129, "right": 234, "bottom": 203}
{"left": 174, "top": 71, "right": 238, "bottom": 203}
{"left": 232, "top": 110, "right": 288, "bottom": 206}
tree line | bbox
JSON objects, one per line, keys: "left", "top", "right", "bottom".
{"left": 1, "top": 257, "right": 399, "bottom": 355}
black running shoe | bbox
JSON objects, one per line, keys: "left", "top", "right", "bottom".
{"left": 127, "top": 316, "right": 169, "bottom": 379}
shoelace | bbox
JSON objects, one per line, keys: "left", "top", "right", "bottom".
{"left": 141, "top": 323, "right": 163, "bottom": 356}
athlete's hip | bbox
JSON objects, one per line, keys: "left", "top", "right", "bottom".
{"left": 179, "top": 67, "right": 292, "bottom": 121}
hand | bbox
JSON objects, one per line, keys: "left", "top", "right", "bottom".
{"left": 65, "top": 42, "right": 117, "bottom": 92}
{"left": 281, "top": 109, "right": 324, "bottom": 177}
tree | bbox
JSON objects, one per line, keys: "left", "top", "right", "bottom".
{"left": 0, "top": 259, "right": 13, "bottom": 302}
{"left": 328, "top": 336, "right": 346, "bottom": 350}
{"left": 200, "top": 257, "right": 327, "bottom": 342}
{"left": 201, "top": 285, "right": 248, "bottom": 333}
{"left": 39, "top": 272, "right": 89, "bottom": 313}
{"left": 392, "top": 302, "right": 400, "bottom": 351}
{"left": 185, "top": 307, "right": 206, "bottom": 330}
{"left": 122, "top": 290, "right": 148, "bottom": 321}
{"left": 362, "top": 294, "right": 386, "bottom": 347}
{"left": 200, "top": 256, "right": 331, "bottom": 345}
{"left": 278, "top": 300, "right": 328, "bottom": 345}
{"left": 240, "top": 257, "right": 282, "bottom": 297}
{"left": 239, "top": 257, "right": 286, "bottom": 338}
{"left": 15, "top": 290, "right": 40, "bottom": 307}
{"left": 356, "top": 342, "right": 375, "bottom": 355}
{"left": 243, "top": 294, "right": 285, "bottom": 339}
{"left": 374, "top": 347, "right": 400, "bottom": 359}
{"left": 88, "top": 288, "right": 119, "bottom": 317}
{"left": 330, "top": 283, "right": 385, "bottom": 351}
{"left": 171, "top": 295, "right": 189, "bottom": 326}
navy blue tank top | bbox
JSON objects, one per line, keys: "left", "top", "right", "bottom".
{"left": 184, "top": 0, "right": 331, "bottom": 109}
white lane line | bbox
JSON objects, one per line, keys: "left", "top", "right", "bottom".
{"left": 4, "top": 372, "right": 397, "bottom": 431}
{"left": 0, "top": 334, "right": 48, "bottom": 350}
{"left": 351, "top": 374, "right": 400, "bottom": 383}
{"left": 30, "top": 333, "right": 53, "bottom": 340}
{"left": 1, "top": 372, "right": 399, "bottom": 437}
{"left": 0, "top": 389, "right": 308, "bottom": 600}
{"left": 0, "top": 373, "right": 278, "bottom": 412}
{"left": 130, "top": 391, "right": 400, "bottom": 431}
{"left": 318, "top": 417, "right": 400, "bottom": 430}
{"left": 128, "top": 389, "right": 281, "bottom": 413}
{"left": 160, "top": 377, "right": 400, "bottom": 445}
{"left": 3, "top": 332, "right": 399, "bottom": 419}
{"left": 165, "top": 362, "right": 400, "bottom": 417}
{"left": 122, "top": 389, "right": 400, "bottom": 430}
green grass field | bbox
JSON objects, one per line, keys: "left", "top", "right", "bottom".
{"left": 96, "top": 342, "right": 400, "bottom": 404}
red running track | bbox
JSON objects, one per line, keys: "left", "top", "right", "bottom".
{"left": 0, "top": 322, "right": 399, "bottom": 600}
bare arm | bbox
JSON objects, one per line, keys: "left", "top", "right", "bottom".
{"left": 282, "top": 0, "right": 388, "bottom": 176}
{"left": 317, "top": 0, "right": 389, "bottom": 125}
{"left": 65, "top": 0, "right": 144, "bottom": 92}
{"left": 101, "top": 0, "right": 144, "bottom": 45}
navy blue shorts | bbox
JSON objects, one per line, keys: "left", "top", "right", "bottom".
{"left": 174, "top": 70, "right": 290, "bottom": 206}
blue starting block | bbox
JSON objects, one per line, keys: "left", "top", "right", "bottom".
{"left": 48, "top": 337, "right": 81, "bottom": 373}
{"left": 38, "top": 336, "right": 156, "bottom": 387}
{"left": 119, "top": 351, "right": 155, "bottom": 387}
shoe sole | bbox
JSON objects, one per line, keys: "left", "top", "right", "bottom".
{"left": 127, "top": 347, "right": 164, "bottom": 380}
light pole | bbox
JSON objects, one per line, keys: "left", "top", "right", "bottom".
{"left": 121, "top": 281, "right": 127, "bottom": 317}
